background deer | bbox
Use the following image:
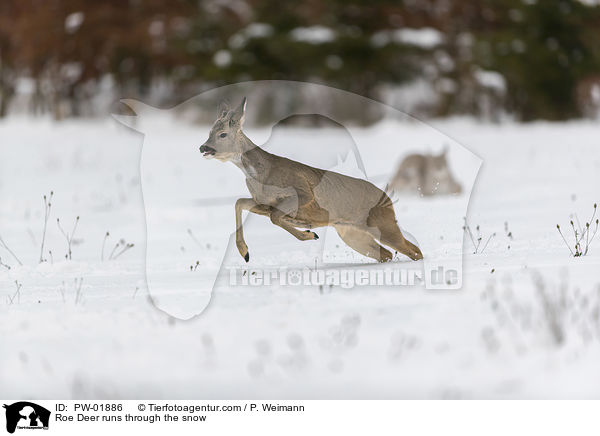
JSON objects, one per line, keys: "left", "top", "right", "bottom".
{"left": 389, "top": 149, "right": 462, "bottom": 197}
{"left": 199, "top": 97, "right": 423, "bottom": 263}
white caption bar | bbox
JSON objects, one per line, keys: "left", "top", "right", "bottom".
{"left": 0, "top": 400, "right": 598, "bottom": 435}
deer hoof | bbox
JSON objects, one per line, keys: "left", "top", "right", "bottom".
{"left": 244, "top": 252, "right": 250, "bottom": 262}
{"left": 304, "top": 230, "right": 319, "bottom": 240}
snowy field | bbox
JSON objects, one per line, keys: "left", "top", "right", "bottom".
{"left": 1, "top": 115, "right": 600, "bottom": 399}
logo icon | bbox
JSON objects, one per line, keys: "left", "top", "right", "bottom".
{"left": 3, "top": 402, "right": 50, "bottom": 434}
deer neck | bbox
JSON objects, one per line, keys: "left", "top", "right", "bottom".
{"left": 231, "top": 133, "right": 271, "bottom": 180}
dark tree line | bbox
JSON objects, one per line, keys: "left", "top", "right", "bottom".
{"left": 1, "top": 0, "right": 599, "bottom": 121}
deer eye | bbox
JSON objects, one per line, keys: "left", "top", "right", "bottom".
{"left": 219, "top": 132, "right": 227, "bottom": 138}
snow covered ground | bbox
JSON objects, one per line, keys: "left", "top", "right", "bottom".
{"left": 1, "top": 115, "right": 599, "bottom": 399}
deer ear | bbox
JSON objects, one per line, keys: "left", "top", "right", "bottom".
{"left": 238, "top": 96, "right": 247, "bottom": 115}
{"left": 217, "top": 100, "right": 230, "bottom": 119}
{"left": 229, "top": 97, "right": 247, "bottom": 128}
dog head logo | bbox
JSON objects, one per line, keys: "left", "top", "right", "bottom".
{"left": 3, "top": 402, "right": 50, "bottom": 434}
{"left": 113, "top": 81, "right": 481, "bottom": 320}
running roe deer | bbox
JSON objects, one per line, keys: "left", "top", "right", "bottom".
{"left": 199, "top": 97, "right": 423, "bottom": 263}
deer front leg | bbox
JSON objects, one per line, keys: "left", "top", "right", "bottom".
{"left": 235, "top": 198, "right": 271, "bottom": 262}
{"left": 269, "top": 207, "right": 319, "bottom": 241}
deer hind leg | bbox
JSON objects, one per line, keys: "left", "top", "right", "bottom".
{"left": 235, "top": 198, "right": 271, "bottom": 262}
{"left": 336, "top": 225, "right": 393, "bottom": 262}
{"left": 380, "top": 227, "right": 423, "bottom": 261}
{"left": 367, "top": 206, "right": 424, "bottom": 261}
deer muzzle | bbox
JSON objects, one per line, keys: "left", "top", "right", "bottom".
{"left": 199, "top": 144, "right": 216, "bottom": 157}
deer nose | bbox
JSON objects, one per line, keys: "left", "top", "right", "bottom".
{"left": 199, "top": 144, "right": 207, "bottom": 152}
